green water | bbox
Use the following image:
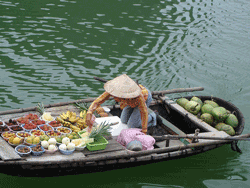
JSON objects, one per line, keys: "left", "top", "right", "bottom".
{"left": 1, "top": 0, "right": 250, "bottom": 187}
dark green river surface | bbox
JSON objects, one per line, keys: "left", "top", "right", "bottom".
{"left": 0, "top": 0, "right": 250, "bottom": 187}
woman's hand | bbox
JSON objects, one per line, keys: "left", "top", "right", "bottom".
{"left": 86, "top": 113, "right": 96, "bottom": 133}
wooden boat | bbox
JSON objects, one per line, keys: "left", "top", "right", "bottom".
{"left": 0, "top": 88, "right": 247, "bottom": 175}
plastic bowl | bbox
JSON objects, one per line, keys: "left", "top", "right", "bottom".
{"left": 44, "top": 145, "right": 58, "bottom": 154}
{"left": 15, "top": 145, "right": 31, "bottom": 157}
{"left": 75, "top": 145, "right": 86, "bottom": 151}
{"left": 38, "top": 124, "right": 53, "bottom": 132}
{"left": 56, "top": 127, "right": 72, "bottom": 135}
{"left": 47, "top": 120, "right": 62, "bottom": 130}
{"left": 58, "top": 144, "right": 75, "bottom": 155}
{"left": 1, "top": 131, "right": 16, "bottom": 141}
{"left": 16, "top": 131, "right": 31, "bottom": 139}
{"left": 46, "top": 130, "right": 62, "bottom": 138}
{"left": 30, "top": 129, "right": 45, "bottom": 137}
{"left": 29, "top": 145, "right": 45, "bottom": 156}
{"left": 20, "top": 124, "right": 37, "bottom": 132}
{"left": 9, "top": 125, "right": 24, "bottom": 132}
{"left": 0, "top": 126, "right": 10, "bottom": 134}
{"left": 8, "top": 138, "right": 24, "bottom": 147}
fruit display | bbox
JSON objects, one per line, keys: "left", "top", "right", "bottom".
{"left": 56, "top": 110, "right": 87, "bottom": 130}
{"left": 176, "top": 96, "right": 239, "bottom": 136}
{"left": 40, "top": 135, "right": 50, "bottom": 141}
{"left": 71, "top": 139, "right": 86, "bottom": 147}
{"left": 57, "top": 127, "right": 72, "bottom": 134}
{"left": 25, "top": 113, "right": 39, "bottom": 120}
{"left": 0, "top": 121, "right": 4, "bottom": 126}
{"left": 0, "top": 126, "right": 10, "bottom": 133}
{"left": 66, "top": 132, "right": 80, "bottom": 140}
{"left": 31, "top": 119, "right": 46, "bottom": 126}
{"left": 22, "top": 122, "right": 37, "bottom": 130}
{"left": 16, "top": 131, "right": 31, "bottom": 138}
{"left": 16, "top": 117, "right": 30, "bottom": 124}
{"left": 17, "top": 146, "right": 30, "bottom": 153}
{"left": 5, "top": 119, "right": 19, "bottom": 126}
{"left": 48, "top": 120, "right": 62, "bottom": 128}
{"left": 46, "top": 130, "right": 61, "bottom": 137}
{"left": 39, "top": 124, "right": 53, "bottom": 132}
{"left": 9, "top": 136, "right": 24, "bottom": 146}
{"left": 48, "top": 138, "right": 57, "bottom": 145}
{"left": 25, "top": 136, "right": 40, "bottom": 145}
{"left": 59, "top": 142, "right": 75, "bottom": 152}
{"left": 36, "top": 102, "right": 55, "bottom": 121}
{"left": 1, "top": 131, "right": 16, "bottom": 141}
{"left": 31, "top": 130, "right": 45, "bottom": 137}
{"left": 31, "top": 145, "right": 44, "bottom": 152}
{"left": 9, "top": 126, "right": 23, "bottom": 132}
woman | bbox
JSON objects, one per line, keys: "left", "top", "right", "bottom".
{"left": 86, "top": 74, "right": 157, "bottom": 134}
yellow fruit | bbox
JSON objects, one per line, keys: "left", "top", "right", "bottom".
{"left": 13, "top": 137, "right": 21, "bottom": 145}
{"left": 33, "top": 137, "right": 40, "bottom": 144}
{"left": 9, "top": 136, "right": 15, "bottom": 144}
{"left": 26, "top": 137, "right": 33, "bottom": 144}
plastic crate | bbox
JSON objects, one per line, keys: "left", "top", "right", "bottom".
{"left": 86, "top": 136, "right": 108, "bottom": 151}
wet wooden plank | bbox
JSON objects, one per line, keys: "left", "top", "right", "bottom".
{"left": 83, "top": 137, "right": 125, "bottom": 156}
{"left": 25, "top": 152, "right": 85, "bottom": 163}
{"left": 0, "top": 137, "right": 22, "bottom": 161}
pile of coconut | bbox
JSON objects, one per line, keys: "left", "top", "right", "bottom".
{"left": 176, "top": 97, "right": 238, "bottom": 136}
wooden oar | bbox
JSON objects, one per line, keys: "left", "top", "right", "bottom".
{"left": 153, "top": 134, "right": 250, "bottom": 142}
{"left": 0, "top": 78, "right": 203, "bottom": 116}
{"left": 94, "top": 76, "right": 204, "bottom": 95}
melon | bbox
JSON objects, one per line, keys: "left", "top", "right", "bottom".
{"left": 211, "top": 107, "right": 229, "bottom": 122}
{"left": 225, "top": 114, "right": 238, "bottom": 128}
{"left": 190, "top": 96, "right": 203, "bottom": 106}
{"left": 176, "top": 98, "right": 189, "bottom": 108}
{"left": 184, "top": 101, "right": 201, "bottom": 115}
{"left": 201, "top": 104, "right": 214, "bottom": 114}
{"left": 200, "top": 113, "right": 214, "bottom": 125}
{"left": 215, "top": 123, "right": 235, "bottom": 136}
{"left": 204, "top": 100, "right": 219, "bottom": 108}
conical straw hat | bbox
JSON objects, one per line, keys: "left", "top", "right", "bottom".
{"left": 104, "top": 74, "right": 141, "bottom": 98}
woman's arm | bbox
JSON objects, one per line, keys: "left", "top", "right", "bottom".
{"left": 86, "top": 91, "right": 110, "bottom": 131}
{"left": 137, "top": 93, "right": 148, "bottom": 134}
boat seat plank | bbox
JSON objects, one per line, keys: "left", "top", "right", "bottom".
{"left": 0, "top": 137, "right": 22, "bottom": 161}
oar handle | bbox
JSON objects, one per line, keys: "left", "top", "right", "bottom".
{"left": 153, "top": 133, "right": 250, "bottom": 141}
{"left": 94, "top": 77, "right": 108, "bottom": 83}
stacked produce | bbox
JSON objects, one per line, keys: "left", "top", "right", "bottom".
{"left": 176, "top": 96, "right": 238, "bottom": 136}
{"left": 56, "top": 110, "right": 87, "bottom": 131}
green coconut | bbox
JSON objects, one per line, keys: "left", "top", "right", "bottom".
{"left": 225, "top": 114, "right": 238, "bottom": 128}
{"left": 204, "top": 100, "right": 219, "bottom": 108}
{"left": 190, "top": 96, "right": 203, "bottom": 106}
{"left": 215, "top": 122, "right": 226, "bottom": 131}
{"left": 211, "top": 106, "right": 229, "bottom": 122}
{"left": 201, "top": 104, "right": 214, "bottom": 114}
{"left": 215, "top": 123, "right": 235, "bottom": 136}
{"left": 176, "top": 98, "right": 189, "bottom": 108}
{"left": 184, "top": 101, "right": 201, "bottom": 115}
{"left": 200, "top": 113, "right": 214, "bottom": 125}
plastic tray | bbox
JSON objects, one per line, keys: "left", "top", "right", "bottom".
{"left": 86, "top": 136, "right": 108, "bottom": 151}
